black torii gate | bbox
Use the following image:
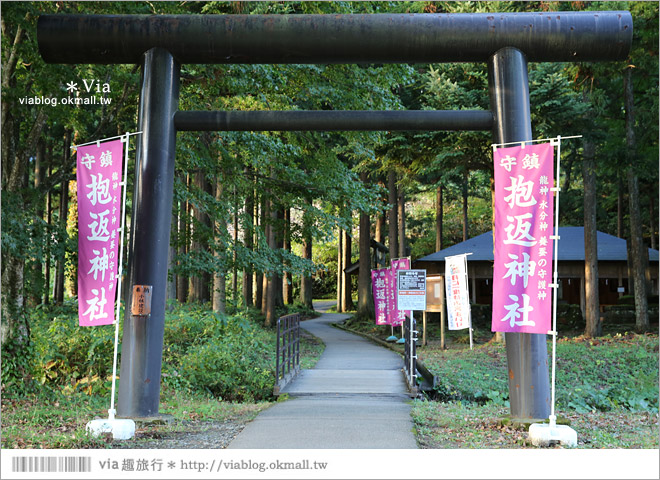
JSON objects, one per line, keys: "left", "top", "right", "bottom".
{"left": 38, "top": 11, "right": 632, "bottom": 421}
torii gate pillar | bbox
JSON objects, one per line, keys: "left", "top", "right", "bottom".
{"left": 117, "top": 48, "right": 180, "bottom": 418}
{"left": 489, "top": 47, "right": 550, "bottom": 420}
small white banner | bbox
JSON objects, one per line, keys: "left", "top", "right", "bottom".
{"left": 396, "top": 269, "right": 427, "bottom": 311}
{"left": 445, "top": 254, "right": 471, "bottom": 330}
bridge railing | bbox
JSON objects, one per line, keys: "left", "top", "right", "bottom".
{"left": 274, "top": 313, "right": 301, "bottom": 395}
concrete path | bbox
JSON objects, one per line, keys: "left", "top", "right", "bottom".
{"left": 227, "top": 302, "right": 418, "bottom": 449}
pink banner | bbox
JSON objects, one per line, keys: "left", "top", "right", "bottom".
{"left": 492, "top": 143, "right": 554, "bottom": 334}
{"left": 77, "top": 139, "right": 124, "bottom": 326}
{"left": 371, "top": 268, "right": 389, "bottom": 325}
{"left": 390, "top": 258, "right": 411, "bottom": 326}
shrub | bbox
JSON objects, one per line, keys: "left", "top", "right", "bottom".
{"left": 177, "top": 317, "right": 274, "bottom": 401}
{"left": 31, "top": 303, "right": 116, "bottom": 395}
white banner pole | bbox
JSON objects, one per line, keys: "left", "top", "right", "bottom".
{"left": 108, "top": 133, "right": 131, "bottom": 420}
{"left": 528, "top": 135, "right": 578, "bottom": 447}
{"left": 548, "top": 135, "right": 563, "bottom": 423}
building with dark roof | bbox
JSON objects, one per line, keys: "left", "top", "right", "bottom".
{"left": 414, "top": 226, "right": 659, "bottom": 312}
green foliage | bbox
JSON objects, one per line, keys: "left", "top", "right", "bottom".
{"left": 420, "top": 334, "right": 659, "bottom": 413}
{"left": 29, "top": 301, "right": 117, "bottom": 396}
{"left": 0, "top": 336, "right": 37, "bottom": 394}
{"left": 173, "top": 314, "right": 275, "bottom": 402}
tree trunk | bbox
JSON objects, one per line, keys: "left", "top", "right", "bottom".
{"left": 29, "top": 139, "right": 46, "bottom": 306}
{"left": 176, "top": 179, "right": 189, "bottom": 303}
{"left": 44, "top": 157, "right": 52, "bottom": 305}
{"left": 300, "top": 200, "right": 314, "bottom": 309}
{"left": 274, "top": 208, "right": 285, "bottom": 309}
{"left": 341, "top": 227, "right": 354, "bottom": 311}
{"left": 336, "top": 228, "right": 343, "bottom": 312}
{"left": 435, "top": 183, "right": 443, "bottom": 252}
{"left": 583, "top": 137, "right": 601, "bottom": 337}
{"left": 357, "top": 171, "right": 373, "bottom": 318}
{"left": 649, "top": 196, "right": 656, "bottom": 251}
{"left": 375, "top": 213, "right": 385, "bottom": 244}
{"left": 397, "top": 185, "right": 406, "bottom": 257}
{"left": 624, "top": 66, "right": 649, "bottom": 333}
{"left": 387, "top": 171, "right": 398, "bottom": 261}
{"left": 232, "top": 185, "right": 239, "bottom": 305}
{"left": 212, "top": 178, "right": 226, "bottom": 314}
{"left": 260, "top": 195, "right": 270, "bottom": 315}
{"left": 242, "top": 173, "right": 254, "bottom": 307}
{"left": 54, "top": 130, "right": 72, "bottom": 304}
{"left": 265, "top": 205, "right": 284, "bottom": 326}
{"left": 189, "top": 169, "right": 211, "bottom": 303}
{"left": 283, "top": 208, "right": 293, "bottom": 305}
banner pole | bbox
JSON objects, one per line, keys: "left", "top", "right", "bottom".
{"left": 108, "top": 132, "right": 131, "bottom": 420}
{"left": 528, "top": 135, "right": 577, "bottom": 447}
{"left": 549, "top": 135, "right": 563, "bottom": 423}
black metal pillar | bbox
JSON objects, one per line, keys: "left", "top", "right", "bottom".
{"left": 174, "top": 110, "right": 493, "bottom": 132}
{"left": 488, "top": 47, "right": 550, "bottom": 420}
{"left": 118, "top": 48, "right": 180, "bottom": 418}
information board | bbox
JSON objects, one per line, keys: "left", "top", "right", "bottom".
{"left": 396, "top": 269, "right": 427, "bottom": 311}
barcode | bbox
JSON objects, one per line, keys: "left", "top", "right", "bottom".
{"left": 11, "top": 456, "right": 92, "bottom": 473}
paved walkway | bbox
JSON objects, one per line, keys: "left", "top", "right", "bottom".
{"left": 227, "top": 302, "right": 418, "bottom": 449}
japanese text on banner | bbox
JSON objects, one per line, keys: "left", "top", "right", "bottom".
{"left": 371, "top": 268, "right": 390, "bottom": 326}
{"left": 77, "top": 139, "right": 124, "bottom": 326}
{"left": 445, "top": 255, "right": 470, "bottom": 330}
{"left": 390, "top": 258, "right": 411, "bottom": 326}
{"left": 492, "top": 143, "right": 554, "bottom": 334}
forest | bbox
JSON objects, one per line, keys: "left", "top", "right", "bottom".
{"left": 1, "top": 1, "right": 658, "bottom": 391}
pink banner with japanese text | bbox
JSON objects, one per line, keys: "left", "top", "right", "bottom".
{"left": 77, "top": 139, "right": 124, "bottom": 326}
{"left": 492, "top": 143, "right": 554, "bottom": 334}
{"left": 371, "top": 268, "right": 390, "bottom": 325}
{"left": 390, "top": 258, "right": 411, "bottom": 326}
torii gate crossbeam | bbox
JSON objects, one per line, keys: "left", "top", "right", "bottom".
{"left": 37, "top": 11, "right": 632, "bottom": 422}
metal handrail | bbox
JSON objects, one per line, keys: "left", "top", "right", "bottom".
{"left": 275, "top": 313, "right": 300, "bottom": 393}
{"left": 403, "top": 315, "right": 418, "bottom": 394}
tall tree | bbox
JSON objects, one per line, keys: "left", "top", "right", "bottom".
{"left": 300, "top": 198, "right": 314, "bottom": 309}
{"left": 387, "top": 171, "right": 398, "bottom": 260}
{"left": 582, "top": 137, "right": 601, "bottom": 337}
{"left": 341, "top": 228, "right": 354, "bottom": 312}
{"left": 212, "top": 178, "right": 227, "bottom": 314}
{"left": 624, "top": 66, "right": 649, "bottom": 333}
{"left": 435, "top": 183, "right": 443, "bottom": 252}
{"left": 357, "top": 171, "right": 373, "bottom": 318}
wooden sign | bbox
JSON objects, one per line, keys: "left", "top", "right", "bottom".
{"left": 425, "top": 275, "right": 445, "bottom": 312}
{"left": 131, "top": 285, "right": 153, "bottom": 316}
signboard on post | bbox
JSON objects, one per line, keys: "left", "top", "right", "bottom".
{"left": 396, "top": 269, "right": 427, "bottom": 311}
{"left": 77, "top": 139, "right": 124, "bottom": 327}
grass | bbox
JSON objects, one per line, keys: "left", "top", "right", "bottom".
{"left": 1, "top": 302, "right": 326, "bottom": 449}
{"left": 0, "top": 386, "right": 269, "bottom": 449}
{"left": 411, "top": 401, "right": 659, "bottom": 449}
